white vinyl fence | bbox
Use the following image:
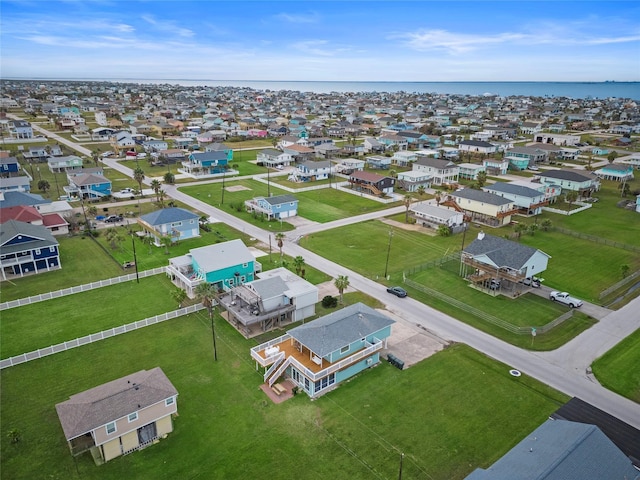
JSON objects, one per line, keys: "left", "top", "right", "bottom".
{"left": 0, "top": 304, "right": 205, "bottom": 369}
{"left": 0, "top": 267, "right": 166, "bottom": 311}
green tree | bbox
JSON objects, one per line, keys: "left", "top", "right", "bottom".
{"left": 476, "top": 171, "right": 487, "bottom": 188}
{"left": 163, "top": 171, "right": 175, "bottom": 184}
{"left": 105, "top": 227, "right": 123, "bottom": 250}
{"left": 527, "top": 223, "right": 539, "bottom": 236}
{"left": 540, "top": 219, "right": 552, "bottom": 231}
{"left": 160, "top": 235, "right": 173, "bottom": 254}
{"left": 619, "top": 181, "right": 630, "bottom": 197}
{"left": 620, "top": 264, "right": 630, "bottom": 279}
{"left": 404, "top": 194, "right": 413, "bottom": 223}
{"left": 565, "top": 191, "right": 578, "bottom": 209}
{"left": 334, "top": 275, "right": 350, "bottom": 305}
{"left": 275, "top": 232, "right": 285, "bottom": 259}
{"left": 150, "top": 179, "right": 162, "bottom": 201}
{"left": 293, "top": 256, "right": 306, "bottom": 277}
{"left": 416, "top": 185, "right": 426, "bottom": 197}
{"left": 133, "top": 167, "right": 145, "bottom": 194}
{"left": 195, "top": 282, "right": 217, "bottom": 318}
{"left": 514, "top": 223, "right": 527, "bottom": 239}
{"left": 607, "top": 151, "right": 618, "bottom": 163}
{"left": 437, "top": 224, "right": 451, "bottom": 236}
{"left": 37, "top": 179, "right": 50, "bottom": 192}
{"left": 172, "top": 288, "right": 187, "bottom": 308}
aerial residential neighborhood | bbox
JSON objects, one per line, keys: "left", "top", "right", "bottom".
{"left": 1, "top": 78, "right": 639, "bottom": 479}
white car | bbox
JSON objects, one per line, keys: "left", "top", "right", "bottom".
{"left": 549, "top": 291, "right": 583, "bottom": 308}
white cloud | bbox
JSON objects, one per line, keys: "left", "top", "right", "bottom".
{"left": 292, "top": 40, "right": 334, "bottom": 56}
{"left": 273, "top": 12, "right": 320, "bottom": 24}
{"left": 141, "top": 14, "right": 194, "bottom": 37}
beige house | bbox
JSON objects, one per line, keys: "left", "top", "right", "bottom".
{"left": 449, "top": 188, "right": 518, "bottom": 227}
{"left": 55, "top": 368, "right": 178, "bottom": 464}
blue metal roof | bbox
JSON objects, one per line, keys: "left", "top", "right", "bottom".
{"left": 139, "top": 207, "right": 199, "bottom": 226}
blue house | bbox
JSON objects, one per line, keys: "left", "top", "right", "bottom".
{"left": 64, "top": 172, "right": 111, "bottom": 200}
{"left": 138, "top": 207, "right": 200, "bottom": 245}
{"left": 365, "top": 155, "right": 392, "bottom": 170}
{"left": 0, "top": 176, "right": 31, "bottom": 192}
{"left": 483, "top": 182, "right": 548, "bottom": 215}
{"left": 9, "top": 120, "right": 33, "bottom": 139}
{"left": 0, "top": 156, "right": 20, "bottom": 174}
{"left": 594, "top": 163, "right": 634, "bottom": 182}
{"left": 182, "top": 151, "right": 229, "bottom": 176}
{"left": 0, "top": 219, "right": 61, "bottom": 280}
{"left": 244, "top": 194, "right": 298, "bottom": 220}
{"left": 250, "top": 302, "right": 395, "bottom": 398}
{"left": 167, "top": 239, "right": 260, "bottom": 298}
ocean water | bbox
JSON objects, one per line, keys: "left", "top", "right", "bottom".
{"left": 106, "top": 79, "right": 640, "bottom": 100}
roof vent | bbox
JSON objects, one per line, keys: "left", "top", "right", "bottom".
{"left": 477, "top": 231, "right": 485, "bottom": 241}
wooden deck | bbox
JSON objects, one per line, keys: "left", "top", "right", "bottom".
{"left": 259, "top": 338, "right": 336, "bottom": 374}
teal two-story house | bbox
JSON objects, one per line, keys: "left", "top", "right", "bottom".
{"left": 182, "top": 151, "right": 229, "bottom": 176}
{"left": 251, "top": 303, "right": 395, "bottom": 398}
{"left": 167, "top": 239, "right": 260, "bottom": 298}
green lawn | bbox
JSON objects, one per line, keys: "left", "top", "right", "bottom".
{"left": 0, "top": 235, "right": 124, "bottom": 302}
{"left": 180, "top": 179, "right": 399, "bottom": 225}
{"left": 1, "top": 275, "right": 179, "bottom": 358}
{"left": 592, "top": 329, "right": 640, "bottom": 403}
{"left": 0, "top": 313, "right": 567, "bottom": 480}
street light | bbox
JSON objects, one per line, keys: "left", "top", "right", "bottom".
{"left": 384, "top": 228, "right": 394, "bottom": 279}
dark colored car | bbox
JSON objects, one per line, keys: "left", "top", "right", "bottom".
{"left": 104, "top": 215, "right": 123, "bottom": 223}
{"left": 386, "top": 286, "right": 408, "bottom": 298}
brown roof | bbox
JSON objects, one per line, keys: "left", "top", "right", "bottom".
{"left": 55, "top": 367, "right": 178, "bottom": 440}
{"left": 350, "top": 170, "right": 388, "bottom": 183}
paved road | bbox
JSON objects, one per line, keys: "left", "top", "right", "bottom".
{"left": 23, "top": 118, "right": 640, "bottom": 428}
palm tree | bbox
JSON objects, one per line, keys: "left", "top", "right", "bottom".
{"left": 157, "top": 190, "right": 167, "bottom": 208}
{"left": 275, "top": 232, "right": 285, "bottom": 259}
{"left": 160, "top": 235, "right": 173, "bottom": 254}
{"left": 133, "top": 167, "right": 145, "bottom": 194}
{"left": 195, "top": 282, "right": 218, "bottom": 361}
{"left": 565, "top": 191, "right": 578, "bottom": 209}
{"left": 476, "top": 171, "right": 487, "bottom": 188}
{"left": 172, "top": 288, "right": 187, "bottom": 308}
{"left": 514, "top": 223, "right": 527, "bottom": 240}
{"left": 416, "top": 185, "right": 426, "bottom": 197}
{"left": 334, "top": 275, "right": 350, "bottom": 305}
{"left": 293, "top": 256, "right": 306, "bottom": 277}
{"left": 150, "top": 179, "right": 162, "bottom": 201}
{"left": 540, "top": 219, "right": 552, "bottom": 231}
{"left": 404, "top": 194, "right": 413, "bottom": 223}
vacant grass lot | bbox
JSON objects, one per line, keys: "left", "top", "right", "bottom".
{"left": 0, "top": 313, "right": 567, "bottom": 480}
{"left": 180, "top": 179, "right": 399, "bottom": 224}
{"left": 592, "top": 329, "right": 640, "bottom": 403}
{"left": 1, "top": 275, "right": 178, "bottom": 358}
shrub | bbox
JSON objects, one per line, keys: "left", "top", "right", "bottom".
{"left": 321, "top": 295, "right": 338, "bottom": 308}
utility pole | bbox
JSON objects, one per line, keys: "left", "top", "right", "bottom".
{"left": 384, "top": 228, "right": 394, "bottom": 279}
{"left": 131, "top": 235, "right": 139, "bottom": 283}
{"left": 221, "top": 169, "right": 226, "bottom": 205}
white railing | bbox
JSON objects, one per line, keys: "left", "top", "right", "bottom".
{"left": 0, "top": 304, "right": 205, "bottom": 369}
{"left": 0, "top": 267, "right": 166, "bottom": 311}
{"left": 542, "top": 201, "right": 591, "bottom": 216}
{"left": 250, "top": 334, "right": 291, "bottom": 367}
{"left": 263, "top": 351, "right": 286, "bottom": 383}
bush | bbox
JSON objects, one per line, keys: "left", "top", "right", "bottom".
{"left": 321, "top": 295, "right": 338, "bottom": 308}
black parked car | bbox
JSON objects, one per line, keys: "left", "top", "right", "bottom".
{"left": 104, "top": 215, "right": 123, "bottom": 223}
{"left": 386, "top": 286, "right": 408, "bottom": 298}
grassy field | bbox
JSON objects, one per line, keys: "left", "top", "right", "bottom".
{"left": 0, "top": 313, "right": 567, "bottom": 480}
{"left": 180, "top": 179, "right": 399, "bottom": 224}
{"left": 1, "top": 275, "right": 179, "bottom": 358}
{"left": 592, "top": 329, "right": 640, "bottom": 403}
{"left": 300, "top": 218, "right": 640, "bottom": 303}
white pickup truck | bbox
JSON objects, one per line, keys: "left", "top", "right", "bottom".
{"left": 549, "top": 291, "right": 583, "bottom": 308}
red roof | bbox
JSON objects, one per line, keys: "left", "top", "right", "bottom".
{"left": 42, "top": 213, "right": 68, "bottom": 228}
{"left": 0, "top": 205, "right": 42, "bottom": 224}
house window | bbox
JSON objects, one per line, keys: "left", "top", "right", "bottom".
{"left": 229, "top": 278, "right": 234, "bottom": 286}
{"left": 242, "top": 263, "right": 248, "bottom": 268}
{"left": 35, "top": 249, "right": 41, "bottom": 255}
{"left": 171, "top": 222, "right": 182, "bottom": 227}
{"left": 128, "top": 412, "right": 138, "bottom": 423}
{"left": 165, "top": 397, "right": 175, "bottom": 407}
{"left": 106, "top": 422, "right": 116, "bottom": 435}
{"left": 340, "top": 345, "right": 349, "bottom": 354}
{"left": 49, "top": 246, "right": 56, "bottom": 252}
{"left": 240, "top": 276, "right": 246, "bottom": 283}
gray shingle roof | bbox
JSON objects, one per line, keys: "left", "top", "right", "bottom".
{"left": 0, "top": 191, "right": 49, "bottom": 209}
{"left": 464, "top": 233, "right": 545, "bottom": 270}
{"left": 453, "top": 188, "right": 513, "bottom": 206}
{"left": 484, "top": 182, "right": 543, "bottom": 199}
{"left": 539, "top": 170, "right": 596, "bottom": 183}
{"left": 0, "top": 219, "right": 58, "bottom": 254}
{"left": 55, "top": 367, "right": 178, "bottom": 440}
{"left": 465, "top": 419, "right": 639, "bottom": 480}
{"left": 288, "top": 303, "right": 394, "bottom": 357}
{"left": 250, "top": 276, "right": 288, "bottom": 299}
{"left": 264, "top": 194, "right": 297, "bottom": 206}
{"left": 139, "top": 207, "right": 199, "bottom": 226}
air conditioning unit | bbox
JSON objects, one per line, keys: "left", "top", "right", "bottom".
{"left": 366, "top": 358, "right": 373, "bottom": 366}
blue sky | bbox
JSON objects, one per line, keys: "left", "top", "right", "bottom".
{"left": 1, "top": 1, "right": 639, "bottom": 81}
